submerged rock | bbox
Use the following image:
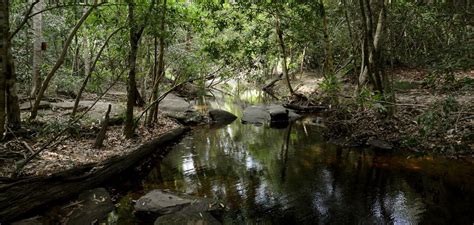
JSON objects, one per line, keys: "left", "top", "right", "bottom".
{"left": 65, "top": 188, "right": 114, "bottom": 225}
{"left": 209, "top": 109, "right": 237, "bottom": 125}
{"left": 135, "top": 190, "right": 192, "bottom": 215}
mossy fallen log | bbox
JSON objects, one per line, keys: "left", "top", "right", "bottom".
{"left": 0, "top": 127, "right": 189, "bottom": 223}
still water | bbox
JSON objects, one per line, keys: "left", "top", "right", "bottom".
{"left": 116, "top": 90, "right": 474, "bottom": 225}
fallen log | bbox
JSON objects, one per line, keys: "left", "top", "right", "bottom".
{"left": 0, "top": 127, "right": 189, "bottom": 223}
{"left": 283, "top": 103, "right": 328, "bottom": 113}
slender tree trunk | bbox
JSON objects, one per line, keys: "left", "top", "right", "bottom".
{"left": 320, "top": 0, "right": 334, "bottom": 76}
{"left": 124, "top": 1, "right": 145, "bottom": 138}
{"left": 82, "top": 7, "right": 91, "bottom": 80}
{"left": 31, "top": 0, "right": 43, "bottom": 97}
{"left": 146, "top": 37, "right": 159, "bottom": 126}
{"left": 147, "top": 0, "right": 166, "bottom": 126}
{"left": 30, "top": 3, "right": 99, "bottom": 120}
{"left": 299, "top": 45, "right": 306, "bottom": 77}
{"left": 342, "top": 0, "right": 358, "bottom": 76}
{"left": 71, "top": 39, "right": 80, "bottom": 76}
{"left": 275, "top": 13, "right": 294, "bottom": 96}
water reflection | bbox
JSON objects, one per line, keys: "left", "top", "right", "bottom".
{"left": 118, "top": 90, "right": 474, "bottom": 225}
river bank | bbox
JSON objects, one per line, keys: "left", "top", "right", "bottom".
{"left": 270, "top": 69, "right": 473, "bottom": 157}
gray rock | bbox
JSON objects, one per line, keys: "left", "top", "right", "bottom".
{"left": 241, "top": 105, "right": 270, "bottom": 125}
{"left": 159, "top": 94, "right": 204, "bottom": 124}
{"left": 135, "top": 190, "right": 192, "bottom": 215}
{"left": 242, "top": 104, "right": 294, "bottom": 125}
{"left": 209, "top": 109, "right": 237, "bottom": 125}
{"left": 154, "top": 211, "right": 221, "bottom": 225}
{"left": 267, "top": 105, "right": 288, "bottom": 122}
{"left": 367, "top": 139, "right": 393, "bottom": 150}
{"left": 65, "top": 188, "right": 114, "bottom": 225}
{"left": 160, "top": 94, "right": 192, "bottom": 112}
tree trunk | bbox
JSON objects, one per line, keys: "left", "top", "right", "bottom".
{"left": 31, "top": 0, "right": 43, "bottom": 97}
{"left": 299, "top": 45, "right": 306, "bottom": 77}
{"left": 0, "top": 0, "right": 21, "bottom": 132}
{"left": 275, "top": 13, "right": 294, "bottom": 96}
{"left": 357, "top": 0, "right": 392, "bottom": 106}
{"left": 0, "top": 0, "right": 9, "bottom": 138}
{"left": 6, "top": 61, "right": 20, "bottom": 130}
{"left": 147, "top": 0, "right": 167, "bottom": 126}
{"left": 29, "top": 3, "right": 99, "bottom": 120}
{"left": 124, "top": 1, "right": 144, "bottom": 138}
{"left": 320, "top": 0, "right": 334, "bottom": 76}
{"left": 342, "top": 0, "right": 358, "bottom": 76}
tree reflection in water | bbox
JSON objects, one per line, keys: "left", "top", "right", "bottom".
{"left": 117, "top": 91, "right": 474, "bottom": 224}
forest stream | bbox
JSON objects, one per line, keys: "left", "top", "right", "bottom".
{"left": 105, "top": 89, "right": 474, "bottom": 225}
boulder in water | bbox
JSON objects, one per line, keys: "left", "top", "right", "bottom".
{"left": 209, "top": 109, "right": 237, "bottom": 125}
{"left": 267, "top": 105, "right": 289, "bottom": 122}
{"left": 135, "top": 190, "right": 192, "bottom": 215}
{"left": 241, "top": 105, "right": 270, "bottom": 125}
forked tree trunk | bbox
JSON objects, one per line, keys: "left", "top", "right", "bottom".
{"left": 357, "top": 0, "right": 387, "bottom": 95}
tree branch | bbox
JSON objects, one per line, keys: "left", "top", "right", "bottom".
{"left": 9, "top": 0, "right": 39, "bottom": 40}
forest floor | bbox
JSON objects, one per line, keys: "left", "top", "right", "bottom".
{"left": 0, "top": 90, "right": 180, "bottom": 178}
{"left": 276, "top": 68, "right": 474, "bottom": 157}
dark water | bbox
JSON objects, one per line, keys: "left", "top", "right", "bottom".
{"left": 115, "top": 90, "right": 474, "bottom": 225}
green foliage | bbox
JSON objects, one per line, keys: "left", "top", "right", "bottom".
{"left": 386, "top": 3, "right": 473, "bottom": 69}
{"left": 417, "top": 96, "right": 459, "bottom": 138}
{"left": 356, "top": 87, "right": 386, "bottom": 112}
{"left": 319, "top": 74, "right": 340, "bottom": 103}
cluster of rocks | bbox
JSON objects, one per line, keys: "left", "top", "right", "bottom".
{"left": 160, "top": 94, "right": 301, "bottom": 127}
